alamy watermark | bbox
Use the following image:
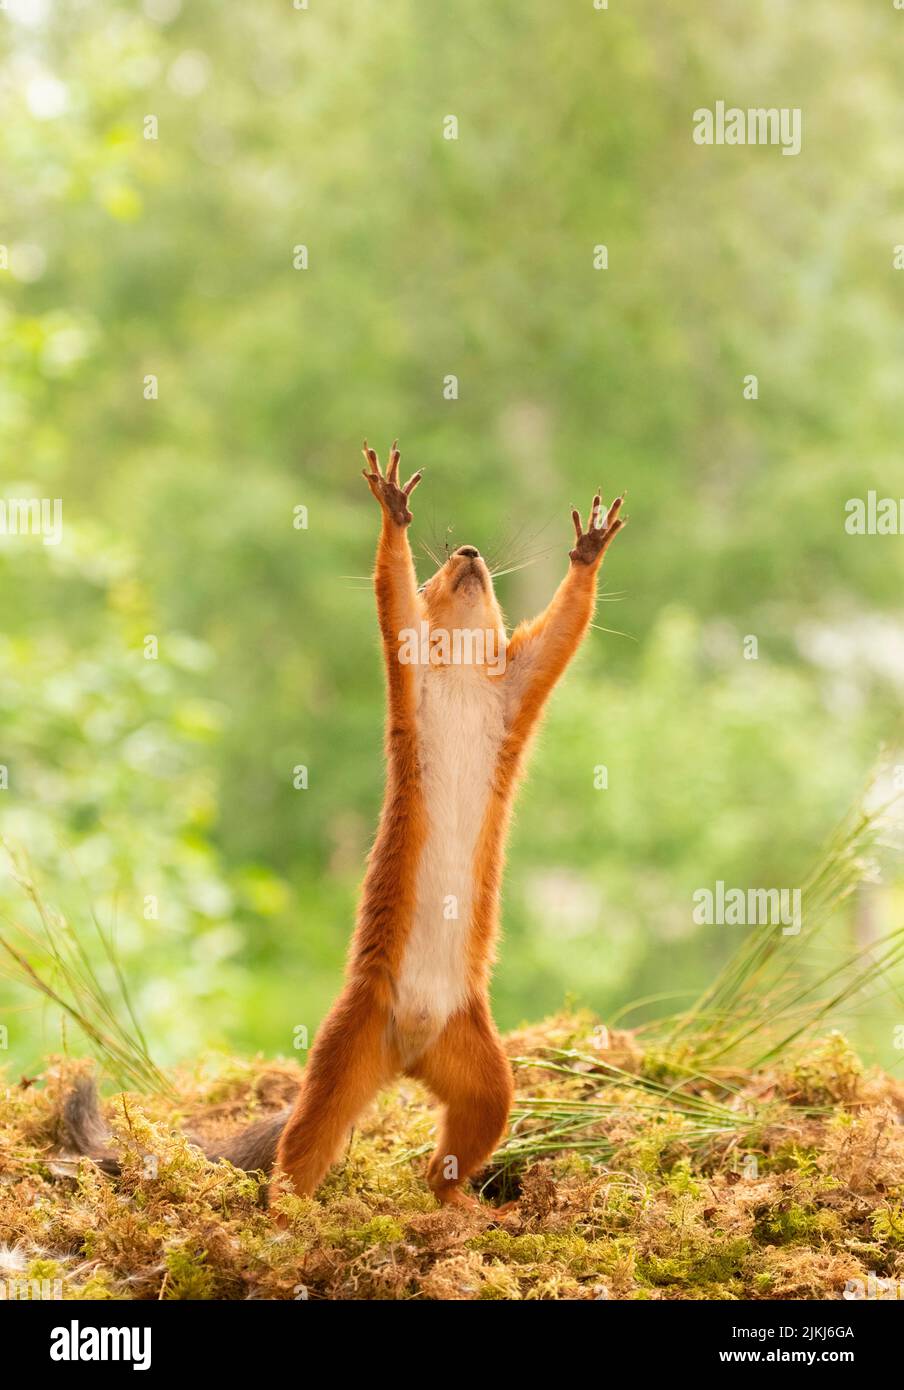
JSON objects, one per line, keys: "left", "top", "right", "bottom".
{"left": 843, "top": 1273, "right": 904, "bottom": 1301}
{"left": 398, "top": 623, "right": 506, "bottom": 676}
{"left": 50, "top": 1321, "right": 151, "bottom": 1370}
{"left": 693, "top": 881, "right": 802, "bottom": 936}
{"left": 693, "top": 102, "right": 802, "bottom": 157}
{"left": 0, "top": 497, "right": 63, "bottom": 546}
{"left": 1, "top": 1276, "right": 63, "bottom": 1300}
{"left": 844, "top": 491, "right": 904, "bottom": 535}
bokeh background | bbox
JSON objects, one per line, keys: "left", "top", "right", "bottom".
{"left": 1, "top": 0, "right": 903, "bottom": 1072}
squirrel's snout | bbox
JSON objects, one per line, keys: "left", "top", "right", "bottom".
{"left": 455, "top": 545, "right": 480, "bottom": 559}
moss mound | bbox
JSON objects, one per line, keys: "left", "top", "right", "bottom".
{"left": 1, "top": 1012, "right": 902, "bottom": 1300}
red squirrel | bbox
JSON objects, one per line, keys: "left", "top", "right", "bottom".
{"left": 63, "top": 440, "right": 626, "bottom": 1209}
{"left": 272, "top": 441, "right": 626, "bottom": 1207}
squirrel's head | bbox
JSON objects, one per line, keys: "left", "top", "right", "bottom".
{"left": 419, "top": 545, "right": 506, "bottom": 653}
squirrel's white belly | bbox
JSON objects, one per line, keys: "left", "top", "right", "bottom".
{"left": 394, "top": 663, "right": 506, "bottom": 1052}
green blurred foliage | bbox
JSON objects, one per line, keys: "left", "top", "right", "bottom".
{"left": 0, "top": 0, "right": 902, "bottom": 1070}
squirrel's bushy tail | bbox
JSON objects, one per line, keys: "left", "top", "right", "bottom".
{"left": 61, "top": 1077, "right": 290, "bottom": 1177}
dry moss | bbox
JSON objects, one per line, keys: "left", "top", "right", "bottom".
{"left": 1, "top": 1012, "right": 902, "bottom": 1300}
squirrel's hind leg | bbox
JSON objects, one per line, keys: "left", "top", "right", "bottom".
{"left": 273, "top": 982, "right": 397, "bottom": 1201}
{"left": 407, "top": 1001, "right": 514, "bottom": 1207}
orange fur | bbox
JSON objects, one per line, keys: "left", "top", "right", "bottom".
{"left": 275, "top": 449, "right": 625, "bottom": 1205}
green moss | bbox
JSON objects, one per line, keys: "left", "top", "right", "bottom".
{"left": 468, "top": 1228, "right": 630, "bottom": 1281}
{"left": 1, "top": 1017, "right": 900, "bottom": 1300}
{"left": 872, "top": 1204, "right": 904, "bottom": 1247}
{"left": 470, "top": 1230, "right": 586, "bottom": 1268}
{"left": 637, "top": 1045, "right": 697, "bottom": 1085}
{"left": 753, "top": 1202, "right": 839, "bottom": 1246}
{"left": 640, "top": 1238, "right": 750, "bottom": 1288}
{"left": 476, "top": 1262, "right": 523, "bottom": 1300}
{"left": 620, "top": 1115, "right": 695, "bottom": 1175}
{"left": 163, "top": 1246, "right": 217, "bottom": 1300}
{"left": 783, "top": 1034, "right": 863, "bottom": 1106}
{"left": 666, "top": 1159, "right": 703, "bottom": 1197}
{"left": 73, "top": 1272, "right": 124, "bottom": 1301}
{"left": 762, "top": 1143, "right": 822, "bottom": 1176}
{"left": 322, "top": 1216, "right": 405, "bottom": 1251}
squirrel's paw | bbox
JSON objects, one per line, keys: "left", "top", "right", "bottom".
{"left": 361, "top": 439, "right": 423, "bottom": 526}
{"left": 569, "top": 489, "right": 627, "bottom": 566}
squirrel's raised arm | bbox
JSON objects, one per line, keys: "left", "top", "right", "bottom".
{"left": 361, "top": 439, "right": 424, "bottom": 663}
{"left": 504, "top": 490, "right": 626, "bottom": 729}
